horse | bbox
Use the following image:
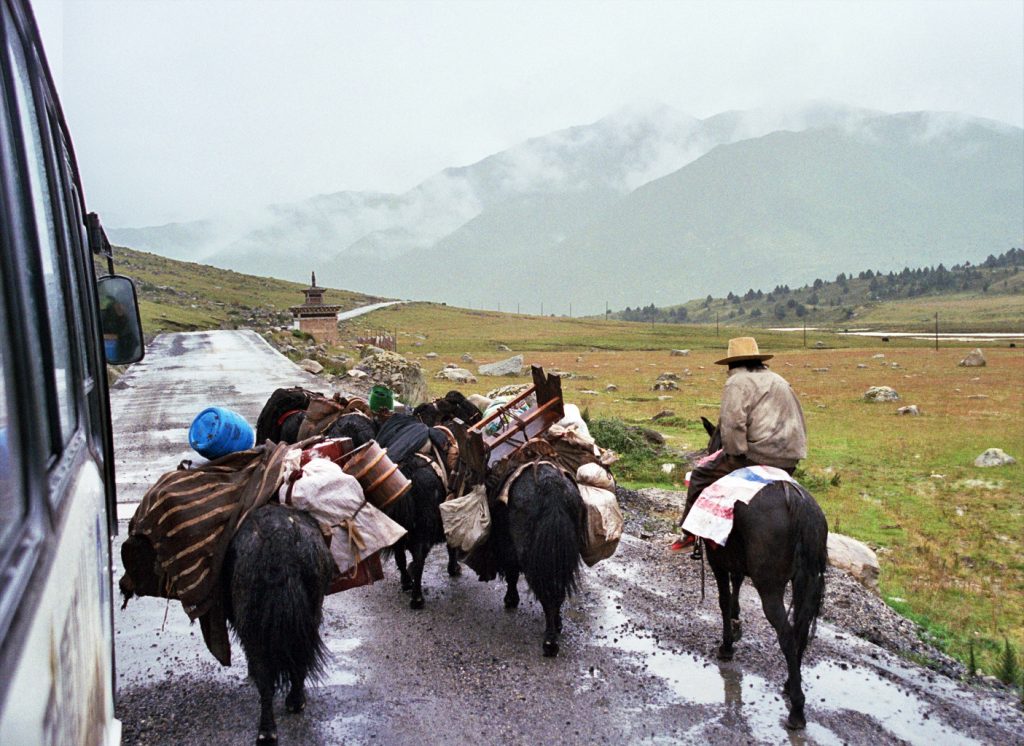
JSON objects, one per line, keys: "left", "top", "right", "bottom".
{"left": 693, "top": 417, "right": 828, "bottom": 730}
{"left": 223, "top": 502, "right": 336, "bottom": 744}
{"left": 484, "top": 457, "right": 587, "bottom": 656}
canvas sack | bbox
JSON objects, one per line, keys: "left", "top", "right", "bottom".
{"left": 578, "top": 483, "right": 624, "bottom": 567}
{"left": 439, "top": 484, "right": 491, "bottom": 552}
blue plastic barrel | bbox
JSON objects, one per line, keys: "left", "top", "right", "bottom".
{"left": 103, "top": 338, "right": 118, "bottom": 360}
{"left": 188, "top": 407, "right": 255, "bottom": 459}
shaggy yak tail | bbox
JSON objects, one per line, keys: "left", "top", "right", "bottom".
{"left": 227, "top": 505, "right": 333, "bottom": 689}
{"left": 787, "top": 484, "right": 829, "bottom": 657}
{"left": 511, "top": 465, "right": 585, "bottom": 605}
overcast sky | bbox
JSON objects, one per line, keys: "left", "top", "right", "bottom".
{"left": 32, "top": 0, "right": 1024, "bottom": 228}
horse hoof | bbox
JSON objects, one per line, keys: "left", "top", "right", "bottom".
{"left": 256, "top": 730, "right": 278, "bottom": 743}
{"left": 542, "top": 640, "right": 559, "bottom": 657}
{"left": 716, "top": 645, "right": 734, "bottom": 661}
{"left": 731, "top": 619, "right": 742, "bottom": 642}
{"left": 285, "top": 695, "right": 306, "bottom": 713}
{"left": 410, "top": 596, "right": 425, "bottom": 610}
{"left": 400, "top": 578, "right": 414, "bottom": 591}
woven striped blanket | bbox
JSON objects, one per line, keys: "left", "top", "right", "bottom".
{"left": 681, "top": 465, "right": 795, "bottom": 546}
{"left": 120, "top": 441, "right": 294, "bottom": 664}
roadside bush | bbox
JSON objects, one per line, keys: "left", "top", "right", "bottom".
{"left": 591, "top": 417, "right": 675, "bottom": 487}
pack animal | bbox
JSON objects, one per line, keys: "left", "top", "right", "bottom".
{"left": 487, "top": 460, "right": 587, "bottom": 656}
{"left": 694, "top": 417, "right": 828, "bottom": 730}
{"left": 376, "top": 391, "right": 481, "bottom": 609}
{"left": 223, "top": 502, "right": 336, "bottom": 744}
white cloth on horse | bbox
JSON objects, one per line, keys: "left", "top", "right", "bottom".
{"left": 279, "top": 456, "right": 407, "bottom": 575}
{"left": 681, "top": 465, "right": 796, "bottom": 546}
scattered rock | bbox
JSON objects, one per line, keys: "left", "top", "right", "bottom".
{"left": 425, "top": 352, "right": 439, "bottom": 359}
{"left": 890, "top": 362, "right": 900, "bottom": 369}
{"left": 857, "top": 363, "right": 868, "bottom": 369}
{"left": 814, "top": 341, "right": 825, "bottom": 349}
{"left": 478, "top": 354, "right": 524, "bottom": 377}
{"left": 578, "top": 389, "right": 600, "bottom": 396}
{"left": 435, "top": 367, "right": 477, "bottom": 384}
{"left": 347, "top": 369, "right": 368, "bottom": 379}
{"left": 461, "top": 353, "right": 475, "bottom": 363}
{"left": 356, "top": 350, "right": 427, "bottom": 405}
{"left": 360, "top": 345, "right": 386, "bottom": 358}
{"left": 639, "top": 428, "right": 665, "bottom": 445}
{"left": 872, "top": 354, "right": 885, "bottom": 359}
{"left": 958, "top": 348, "right": 986, "bottom": 367}
{"left": 657, "top": 372, "right": 679, "bottom": 381}
{"left": 496, "top": 344, "right": 512, "bottom": 352}
{"left": 657, "top": 395, "right": 673, "bottom": 401}
{"left": 651, "top": 410, "right": 675, "bottom": 421}
{"left": 652, "top": 380, "right": 679, "bottom": 391}
{"left": 486, "top": 383, "right": 532, "bottom": 400}
{"left": 298, "top": 358, "right": 323, "bottom": 374}
{"left": 967, "top": 394, "right": 989, "bottom": 400}
{"left": 973, "top": 448, "right": 1017, "bottom": 467}
{"left": 661, "top": 463, "right": 676, "bottom": 475}
{"left": 864, "top": 386, "right": 899, "bottom": 402}
{"left": 827, "top": 533, "right": 880, "bottom": 592}
{"left": 896, "top": 405, "right": 920, "bottom": 416}
{"left": 812, "top": 368, "right": 829, "bottom": 373}
{"left": 605, "top": 384, "right": 618, "bottom": 392}
{"left": 670, "top": 349, "right": 690, "bottom": 356}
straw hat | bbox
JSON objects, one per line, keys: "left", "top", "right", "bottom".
{"left": 715, "top": 336, "right": 774, "bottom": 365}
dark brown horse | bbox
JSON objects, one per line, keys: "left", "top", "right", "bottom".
{"left": 695, "top": 418, "right": 828, "bottom": 730}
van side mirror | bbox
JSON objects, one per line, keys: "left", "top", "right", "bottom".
{"left": 97, "top": 275, "right": 144, "bottom": 365}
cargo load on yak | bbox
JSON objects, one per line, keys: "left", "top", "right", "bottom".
{"left": 447, "top": 366, "right": 624, "bottom": 569}
{"left": 119, "top": 435, "right": 408, "bottom": 665}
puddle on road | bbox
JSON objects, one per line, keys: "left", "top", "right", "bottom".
{"left": 803, "top": 660, "right": 981, "bottom": 746}
{"left": 587, "top": 587, "right": 978, "bottom": 745}
{"left": 322, "top": 637, "right": 362, "bottom": 687}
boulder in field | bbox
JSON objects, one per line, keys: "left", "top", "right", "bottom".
{"left": 298, "top": 358, "right": 323, "bottom": 374}
{"left": 435, "top": 367, "right": 477, "bottom": 384}
{"left": 653, "top": 379, "right": 679, "bottom": 391}
{"left": 864, "top": 386, "right": 899, "bottom": 402}
{"left": 478, "top": 354, "right": 524, "bottom": 377}
{"left": 827, "top": 533, "right": 880, "bottom": 592}
{"left": 670, "top": 349, "right": 690, "bottom": 356}
{"left": 974, "top": 448, "right": 1016, "bottom": 467}
{"left": 896, "top": 405, "right": 920, "bottom": 416}
{"left": 652, "top": 410, "right": 675, "bottom": 421}
{"left": 958, "top": 348, "right": 986, "bottom": 367}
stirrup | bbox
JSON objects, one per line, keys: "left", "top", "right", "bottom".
{"left": 689, "top": 540, "right": 703, "bottom": 560}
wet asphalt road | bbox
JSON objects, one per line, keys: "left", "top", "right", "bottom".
{"left": 111, "top": 331, "right": 1024, "bottom": 745}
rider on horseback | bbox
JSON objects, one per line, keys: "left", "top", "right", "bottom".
{"left": 676, "top": 336, "right": 807, "bottom": 551}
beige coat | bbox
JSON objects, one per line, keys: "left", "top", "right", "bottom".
{"left": 719, "top": 367, "right": 807, "bottom": 468}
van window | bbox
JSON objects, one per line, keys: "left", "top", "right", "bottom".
{"left": 4, "top": 9, "right": 77, "bottom": 450}
{"left": 0, "top": 284, "right": 19, "bottom": 553}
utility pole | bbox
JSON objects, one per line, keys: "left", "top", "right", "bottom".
{"left": 716, "top": 313, "right": 719, "bottom": 336}
{"left": 803, "top": 320, "right": 807, "bottom": 348}
{"left": 935, "top": 313, "right": 939, "bottom": 351}
{"left": 541, "top": 302, "right": 544, "bottom": 316}
{"left": 569, "top": 303, "right": 572, "bottom": 318}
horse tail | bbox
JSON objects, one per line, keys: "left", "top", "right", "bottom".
{"left": 509, "top": 464, "right": 585, "bottom": 605}
{"left": 788, "top": 483, "right": 829, "bottom": 656}
{"left": 227, "top": 505, "right": 333, "bottom": 689}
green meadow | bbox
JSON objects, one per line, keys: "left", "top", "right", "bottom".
{"left": 345, "top": 301, "right": 1023, "bottom": 678}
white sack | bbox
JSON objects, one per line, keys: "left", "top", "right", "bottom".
{"left": 576, "top": 462, "right": 615, "bottom": 490}
{"left": 578, "top": 484, "right": 623, "bottom": 567}
{"left": 439, "top": 484, "right": 491, "bottom": 552}
{"left": 282, "top": 457, "right": 407, "bottom": 575}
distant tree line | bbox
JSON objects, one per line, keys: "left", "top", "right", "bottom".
{"left": 610, "top": 247, "right": 1023, "bottom": 324}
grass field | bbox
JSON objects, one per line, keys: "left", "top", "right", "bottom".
{"left": 343, "top": 301, "right": 1024, "bottom": 677}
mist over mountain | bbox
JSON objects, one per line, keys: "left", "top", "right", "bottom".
{"left": 109, "top": 102, "right": 1023, "bottom": 314}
